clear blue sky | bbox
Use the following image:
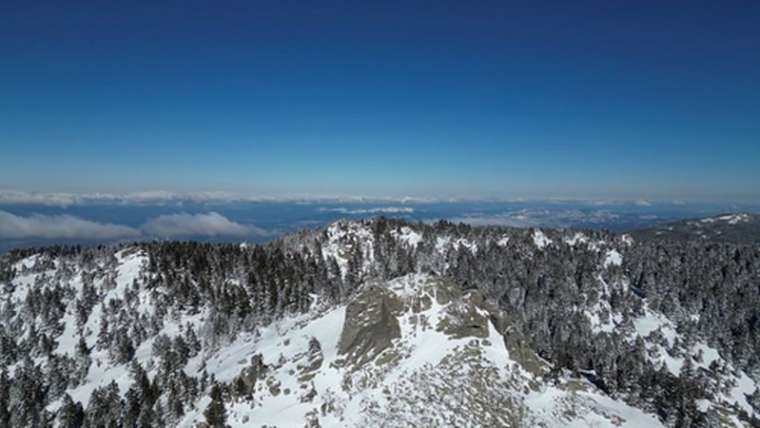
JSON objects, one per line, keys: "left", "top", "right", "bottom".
{"left": 1, "top": 0, "right": 759, "bottom": 201}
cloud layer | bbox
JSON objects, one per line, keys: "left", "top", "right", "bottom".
{"left": 0, "top": 210, "right": 263, "bottom": 241}
{"left": 319, "top": 206, "right": 414, "bottom": 215}
{"left": 141, "top": 212, "right": 256, "bottom": 238}
{"left": 444, "top": 209, "right": 623, "bottom": 228}
{"left": 0, "top": 211, "right": 141, "bottom": 240}
{"left": 0, "top": 190, "right": 436, "bottom": 207}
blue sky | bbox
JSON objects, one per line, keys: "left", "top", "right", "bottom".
{"left": 1, "top": 0, "right": 759, "bottom": 202}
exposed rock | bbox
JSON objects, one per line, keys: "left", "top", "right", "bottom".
{"left": 337, "top": 283, "right": 402, "bottom": 367}
{"left": 437, "top": 289, "right": 491, "bottom": 339}
{"left": 297, "top": 337, "right": 324, "bottom": 382}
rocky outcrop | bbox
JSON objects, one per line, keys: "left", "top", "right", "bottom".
{"left": 337, "top": 283, "right": 402, "bottom": 367}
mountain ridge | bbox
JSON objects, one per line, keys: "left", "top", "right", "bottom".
{"left": 1, "top": 216, "right": 759, "bottom": 427}
{"left": 629, "top": 213, "right": 760, "bottom": 245}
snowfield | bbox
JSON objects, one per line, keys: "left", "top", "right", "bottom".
{"left": 178, "top": 274, "right": 669, "bottom": 427}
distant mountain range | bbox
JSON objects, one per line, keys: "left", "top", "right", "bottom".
{"left": 630, "top": 213, "right": 760, "bottom": 245}
{"left": 2, "top": 199, "right": 758, "bottom": 254}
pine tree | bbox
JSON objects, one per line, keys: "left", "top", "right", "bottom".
{"left": 0, "top": 369, "right": 10, "bottom": 428}
{"left": 112, "top": 328, "right": 135, "bottom": 364}
{"left": 75, "top": 336, "right": 92, "bottom": 384}
{"left": 203, "top": 383, "right": 228, "bottom": 428}
{"left": 86, "top": 381, "right": 122, "bottom": 427}
{"left": 96, "top": 306, "right": 111, "bottom": 350}
{"left": 13, "top": 355, "right": 46, "bottom": 427}
{"left": 58, "top": 394, "right": 85, "bottom": 428}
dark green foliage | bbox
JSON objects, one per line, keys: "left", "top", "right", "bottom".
{"left": 203, "top": 384, "right": 228, "bottom": 428}
{"left": 0, "top": 369, "right": 10, "bottom": 428}
{"left": 58, "top": 394, "right": 85, "bottom": 428}
{"left": 85, "top": 381, "right": 123, "bottom": 428}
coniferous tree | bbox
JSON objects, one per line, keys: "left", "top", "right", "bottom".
{"left": 58, "top": 394, "right": 85, "bottom": 428}
{"left": 0, "top": 369, "right": 10, "bottom": 428}
{"left": 203, "top": 383, "right": 228, "bottom": 428}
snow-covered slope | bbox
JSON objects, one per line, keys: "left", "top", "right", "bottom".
{"left": 1, "top": 217, "right": 759, "bottom": 427}
{"left": 175, "top": 274, "right": 664, "bottom": 427}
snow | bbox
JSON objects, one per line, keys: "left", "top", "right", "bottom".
{"left": 176, "top": 273, "right": 674, "bottom": 427}
{"left": 111, "top": 249, "right": 145, "bottom": 297}
{"left": 393, "top": 226, "right": 422, "bottom": 248}
{"left": 693, "top": 343, "right": 720, "bottom": 367}
{"left": 532, "top": 229, "right": 552, "bottom": 249}
{"left": 525, "top": 385, "right": 665, "bottom": 428}
{"left": 585, "top": 309, "right": 618, "bottom": 334}
{"left": 584, "top": 275, "right": 625, "bottom": 333}
{"left": 8, "top": 255, "right": 58, "bottom": 303}
{"left": 729, "top": 372, "right": 758, "bottom": 415}
{"left": 603, "top": 249, "right": 622, "bottom": 268}
{"left": 701, "top": 214, "right": 750, "bottom": 225}
{"left": 588, "top": 240, "right": 607, "bottom": 252}
{"left": 629, "top": 308, "right": 759, "bottom": 419}
{"left": 435, "top": 236, "right": 450, "bottom": 253}
{"left": 386, "top": 275, "right": 507, "bottom": 373}
{"left": 496, "top": 235, "right": 510, "bottom": 246}
{"left": 453, "top": 237, "right": 478, "bottom": 254}
{"left": 67, "top": 356, "right": 132, "bottom": 409}
{"left": 585, "top": 300, "right": 622, "bottom": 334}
{"left": 321, "top": 221, "right": 375, "bottom": 278}
{"left": 47, "top": 249, "right": 150, "bottom": 409}
{"left": 434, "top": 235, "right": 477, "bottom": 254}
{"left": 9, "top": 271, "right": 39, "bottom": 302}
{"left": 633, "top": 310, "right": 720, "bottom": 372}
{"left": 719, "top": 214, "right": 750, "bottom": 224}
{"left": 14, "top": 254, "right": 40, "bottom": 271}
{"left": 80, "top": 250, "right": 147, "bottom": 352}
{"left": 179, "top": 301, "right": 348, "bottom": 427}
{"left": 565, "top": 232, "right": 588, "bottom": 246}
{"left": 54, "top": 309, "right": 79, "bottom": 356}
{"left": 632, "top": 310, "right": 685, "bottom": 373}
{"left": 633, "top": 311, "right": 678, "bottom": 348}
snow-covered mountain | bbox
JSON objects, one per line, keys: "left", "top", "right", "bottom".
{"left": 1, "top": 217, "right": 759, "bottom": 427}
{"left": 631, "top": 213, "right": 760, "bottom": 244}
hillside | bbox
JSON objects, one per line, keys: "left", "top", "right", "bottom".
{"left": 630, "top": 213, "right": 760, "bottom": 245}
{"left": 1, "top": 218, "right": 760, "bottom": 427}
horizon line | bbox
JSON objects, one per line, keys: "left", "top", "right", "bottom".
{"left": 1, "top": 189, "right": 758, "bottom": 208}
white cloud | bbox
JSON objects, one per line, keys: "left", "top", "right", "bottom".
{"left": 319, "top": 206, "right": 415, "bottom": 215}
{"left": 0, "top": 190, "right": 439, "bottom": 206}
{"left": 0, "top": 210, "right": 268, "bottom": 241}
{"left": 444, "top": 209, "right": 622, "bottom": 228}
{"left": 0, "top": 191, "right": 83, "bottom": 207}
{"left": 445, "top": 215, "right": 527, "bottom": 227}
{"left": 140, "top": 212, "right": 260, "bottom": 238}
{"left": 0, "top": 210, "right": 141, "bottom": 240}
